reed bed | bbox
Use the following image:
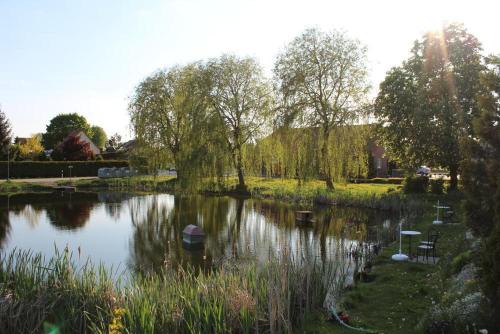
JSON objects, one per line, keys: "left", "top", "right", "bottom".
{"left": 0, "top": 247, "right": 350, "bottom": 334}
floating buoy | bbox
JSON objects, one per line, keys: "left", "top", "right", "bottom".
{"left": 182, "top": 224, "right": 205, "bottom": 245}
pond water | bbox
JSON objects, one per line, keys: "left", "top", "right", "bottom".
{"left": 0, "top": 192, "right": 398, "bottom": 274}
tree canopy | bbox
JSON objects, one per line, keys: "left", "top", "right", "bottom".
{"left": 207, "top": 55, "right": 272, "bottom": 190}
{"left": 129, "top": 63, "right": 225, "bottom": 186}
{"left": 0, "top": 106, "right": 12, "bottom": 156}
{"left": 42, "top": 113, "right": 92, "bottom": 149}
{"left": 461, "top": 54, "right": 500, "bottom": 329}
{"left": 52, "top": 133, "right": 95, "bottom": 161}
{"left": 374, "top": 23, "right": 484, "bottom": 189}
{"left": 274, "top": 28, "right": 370, "bottom": 188}
{"left": 18, "top": 134, "right": 44, "bottom": 160}
{"left": 90, "top": 126, "right": 107, "bottom": 150}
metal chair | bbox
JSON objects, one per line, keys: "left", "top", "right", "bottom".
{"left": 417, "top": 230, "right": 439, "bottom": 263}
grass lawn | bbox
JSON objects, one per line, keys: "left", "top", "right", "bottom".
{"left": 302, "top": 193, "right": 467, "bottom": 334}
{"left": 0, "top": 180, "right": 52, "bottom": 193}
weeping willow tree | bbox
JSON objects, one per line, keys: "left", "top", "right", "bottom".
{"left": 129, "top": 63, "right": 230, "bottom": 189}
{"left": 245, "top": 125, "right": 368, "bottom": 185}
{"left": 207, "top": 55, "right": 273, "bottom": 190}
{"left": 274, "top": 28, "right": 370, "bottom": 189}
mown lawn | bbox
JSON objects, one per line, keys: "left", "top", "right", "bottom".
{"left": 302, "top": 193, "right": 467, "bottom": 334}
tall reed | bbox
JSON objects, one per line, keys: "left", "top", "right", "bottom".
{"left": 0, "top": 246, "right": 351, "bottom": 333}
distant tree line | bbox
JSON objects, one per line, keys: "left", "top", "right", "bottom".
{"left": 0, "top": 108, "right": 125, "bottom": 161}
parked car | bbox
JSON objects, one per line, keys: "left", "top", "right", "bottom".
{"left": 416, "top": 166, "right": 431, "bottom": 176}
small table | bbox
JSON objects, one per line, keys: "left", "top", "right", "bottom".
{"left": 433, "top": 200, "right": 450, "bottom": 225}
{"left": 401, "top": 230, "right": 421, "bottom": 258}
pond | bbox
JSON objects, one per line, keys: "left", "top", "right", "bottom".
{"left": 0, "top": 191, "right": 398, "bottom": 274}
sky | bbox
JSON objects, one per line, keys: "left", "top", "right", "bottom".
{"left": 1, "top": 0, "right": 498, "bottom": 140}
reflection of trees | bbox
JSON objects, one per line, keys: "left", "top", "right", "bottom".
{"left": 98, "top": 192, "right": 134, "bottom": 220}
{"left": 128, "top": 193, "right": 397, "bottom": 273}
{"left": 128, "top": 195, "right": 235, "bottom": 274}
{"left": 46, "top": 200, "right": 94, "bottom": 230}
{"left": 0, "top": 209, "right": 11, "bottom": 250}
{"left": 128, "top": 195, "right": 176, "bottom": 274}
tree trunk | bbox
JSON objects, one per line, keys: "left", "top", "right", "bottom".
{"left": 321, "top": 127, "right": 334, "bottom": 190}
{"left": 235, "top": 147, "right": 246, "bottom": 191}
{"left": 449, "top": 164, "right": 459, "bottom": 191}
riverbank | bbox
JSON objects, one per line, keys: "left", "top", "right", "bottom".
{"left": 0, "top": 177, "right": 483, "bottom": 332}
{"left": 303, "top": 192, "right": 485, "bottom": 334}
{"left": 56, "top": 175, "right": 411, "bottom": 211}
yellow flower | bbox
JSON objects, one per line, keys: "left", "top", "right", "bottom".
{"left": 108, "top": 308, "right": 126, "bottom": 334}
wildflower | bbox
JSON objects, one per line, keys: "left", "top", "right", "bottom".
{"left": 108, "top": 307, "right": 126, "bottom": 334}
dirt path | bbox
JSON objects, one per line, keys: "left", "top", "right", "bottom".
{"left": 0, "top": 177, "right": 98, "bottom": 187}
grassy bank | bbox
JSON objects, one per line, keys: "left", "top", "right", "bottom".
{"left": 0, "top": 249, "right": 347, "bottom": 334}
{"left": 303, "top": 192, "right": 485, "bottom": 334}
{"left": 62, "top": 175, "right": 412, "bottom": 211}
{"left": 0, "top": 180, "right": 52, "bottom": 193}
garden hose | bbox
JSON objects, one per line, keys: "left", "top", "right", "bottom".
{"left": 329, "top": 304, "right": 380, "bottom": 333}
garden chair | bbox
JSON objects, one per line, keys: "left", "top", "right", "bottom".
{"left": 417, "top": 230, "right": 439, "bottom": 263}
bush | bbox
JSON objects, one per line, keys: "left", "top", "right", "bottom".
{"left": 403, "top": 176, "right": 429, "bottom": 194}
{"left": 0, "top": 160, "right": 129, "bottom": 178}
{"left": 451, "top": 250, "right": 472, "bottom": 274}
{"left": 430, "top": 178, "right": 445, "bottom": 194}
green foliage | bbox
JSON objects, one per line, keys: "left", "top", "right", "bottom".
{"left": 0, "top": 160, "right": 128, "bottom": 178}
{"left": 403, "top": 176, "right": 429, "bottom": 194}
{"left": 90, "top": 126, "right": 107, "bottom": 150}
{"left": 274, "top": 28, "right": 369, "bottom": 189}
{"left": 462, "top": 55, "right": 500, "bottom": 330}
{"left": 429, "top": 178, "right": 445, "bottom": 194}
{"left": 53, "top": 133, "right": 95, "bottom": 161}
{"left": 0, "top": 107, "right": 12, "bottom": 156}
{"left": 375, "top": 24, "right": 484, "bottom": 189}
{"left": 451, "top": 250, "right": 472, "bottom": 274}
{"left": 207, "top": 55, "right": 273, "bottom": 189}
{"left": 42, "top": 113, "right": 92, "bottom": 149}
{"left": 129, "top": 63, "right": 230, "bottom": 189}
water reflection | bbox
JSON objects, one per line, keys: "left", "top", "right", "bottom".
{"left": 0, "top": 192, "right": 399, "bottom": 273}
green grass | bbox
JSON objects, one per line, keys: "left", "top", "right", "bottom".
{"left": 67, "top": 175, "right": 408, "bottom": 210}
{"left": 302, "top": 193, "right": 468, "bottom": 334}
{"left": 0, "top": 180, "right": 52, "bottom": 193}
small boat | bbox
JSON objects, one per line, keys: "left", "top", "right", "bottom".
{"left": 182, "top": 224, "right": 205, "bottom": 245}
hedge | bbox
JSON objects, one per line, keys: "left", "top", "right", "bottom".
{"left": 0, "top": 161, "right": 129, "bottom": 178}
{"left": 351, "top": 178, "right": 404, "bottom": 185}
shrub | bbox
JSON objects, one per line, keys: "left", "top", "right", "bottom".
{"left": 430, "top": 178, "right": 445, "bottom": 194}
{"left": 55, "top": 133, "right": 95, "bottom": 161}
{"left": 403, "top": 176, "right": 429, "bottom": 194}
{"left": 0, "top": 160, "right": 129, "bottom": 178}
{"left": 451, "top": 250, "right": 472, "bottom": 274}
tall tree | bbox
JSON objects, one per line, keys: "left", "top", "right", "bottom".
{"left": 129, "top": 63, "right": 213, "bottom": 184}
{"left": 0, "top": 106, "right": 12, "bottom": 157}
{"left": 461, "top": 55, "right": 500, "bottom": 328}
{"left": 42, "top": 113, "right": 91, "bottom": 149}
{"left": 274, "top": 28, "right": 369, "bottom": 189}
{"left": 375, "top": 24, "right": 484, "bottom": 189}
{"left": 89, "top": 126, "right": 107, "bottom": 150}
{"left": 207, "top": 55, "right": 272, "bottom": 190}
